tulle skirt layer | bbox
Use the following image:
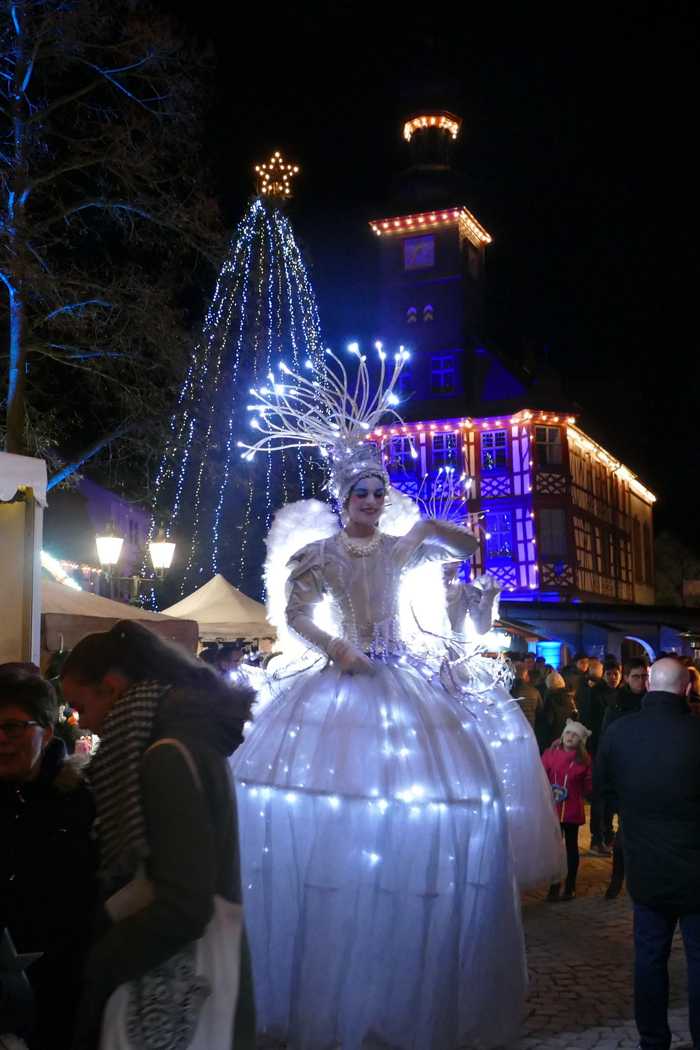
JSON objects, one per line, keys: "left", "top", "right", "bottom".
{"left": 447, "top": 675, "right": 566, "bottom": 889}
{"left": 232, "top": 660, "right": 527, "bottom": 1050}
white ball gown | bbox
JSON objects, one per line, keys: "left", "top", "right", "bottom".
{"left": 232, "top": 518, "right": 531, "bottom": 1050}
{"left": 443, "top": 577, "right": 566, "bottom": 892}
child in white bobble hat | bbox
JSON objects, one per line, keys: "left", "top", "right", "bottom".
{"left": 541, "top": 719, "right": 593, "bottom": 901}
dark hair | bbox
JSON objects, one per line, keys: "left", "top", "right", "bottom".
{"left": 61, "top": 621, "right": 232, "bottom": 702}
{"left": 573, "top": 651, "right": 588, "bottom": 662}
{"left": 624, "top": 657, "right": 649, "bottom": 676}
{"left": 0, "top": 669, "right": 58, "bottom": 727}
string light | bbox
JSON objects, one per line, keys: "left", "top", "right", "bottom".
{"left": 369, "top": 207, "right": 492, "bottom": 248}
{"left": 145, "top": 190, "right": 324, "bottom": 601}
{"left": 403, "top": 113, "right": 461, "bottom": 141}
{"left": 254, "top": 151, "right": 300, "bottom": 198}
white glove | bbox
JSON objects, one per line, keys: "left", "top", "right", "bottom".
{"left": 328, "top": 638, "right": 375, "bottom": 675}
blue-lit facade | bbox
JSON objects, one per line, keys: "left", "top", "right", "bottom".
{"left": 370, "top": 111, "right": 656, "bottom": 611}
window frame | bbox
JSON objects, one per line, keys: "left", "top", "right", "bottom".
{"left": 484, "top": 510, "right": 514, "bottom": 561}
{"left": 430, "top": 352, "right": 457, "bottom": 395}
{"left": 538, "top": 508, "right": 568, "bottom": 558}
{"left": 480, "top": 429, "right": 508, "bottom": 472}
{"left": 431, "top": 431, "right": 458, "bottom": 468}
{"left": 535, "top": 425, "right": 563, "bottom": 466}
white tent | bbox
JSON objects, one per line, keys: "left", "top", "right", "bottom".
{"left": 162, "top": 574, "right": 274, "bottom": 643}
{"left": 41, "top": 578, "right": 199, "bottom": 654}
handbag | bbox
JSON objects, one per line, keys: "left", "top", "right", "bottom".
{"left": 99, "top": 738, "right": 242, "bottom": 1050}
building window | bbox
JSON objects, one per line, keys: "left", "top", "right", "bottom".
{"left": 538, "top": 508, "right": 567, "bottom": 557}
{"left": 535, "top": 426, "right": 563, "bottom": 465}
{"left": 633, "top": 519, "right": 643, "bottom": 583}
{"left": 431, "top": 353, "right": 456, "bottom": 394}
{"left": 485, "top": 512, "right": 513, "bottom": 560}
{"left": 388, "top": 436, "right": 415, "bottom": 470}
{"left": 406, "top": 306, "right": 417, "bottom": 324}
{"left": 467, "top": 243, "right": 481, "bottom": 279}
{"left": 481, "top": 430, "right": 508, "bottom": 471}
{"left": 396, "top": 366, "right": 413, "bottom": 397}
{"left": 403, "top": 234, "right": 435, "bottom": 271}
{"left": 423, "top": 303, "right": 434, "bottom": 322}
{"left": 643, "top": 522, "right": 653, "bottom": 584}
{"left": 431, "top": 432, "right": 457, "bottom": 467}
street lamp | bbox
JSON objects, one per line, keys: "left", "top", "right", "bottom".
{"left": 148, "top": 527, "right": 176, "bottom": 579}
{"left": 95, "top": 522, "right": 124, "bottom": 598}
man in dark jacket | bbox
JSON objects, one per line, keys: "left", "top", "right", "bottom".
{"left": 600, "top": 657, "right": 648, "bottom": 734}
{"left": 597, "top": 658, "right": 700, "bottom": 1050}
{"left": 598, "top": 657, "right": 648, "bottom": 895}
{"left": 561, "top": 652, "right": 590, "bottom": 693}
{"left": 576, "top": 658, "right": 611, "bottom": 853}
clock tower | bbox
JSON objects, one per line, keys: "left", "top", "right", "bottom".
{"left": 370, "top": 111, "right": 518, "bottom": 420}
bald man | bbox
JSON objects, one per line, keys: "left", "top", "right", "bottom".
{"left": 597, "top": 657, "right": 700, "bottom": 1050}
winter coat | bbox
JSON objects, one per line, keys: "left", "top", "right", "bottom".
{"left": 0, "top": 738, "right": 98, "bottom": 1050}
{"left": 596, "top": 691, "right": 700, "bottom": 914}
{"left": 561, "top": 663, "right": 586, "bottom": 693}
{"left": 541, "top": 745, "right": 592, "bottom": 825}
{"left": 536, "top": 688, "right": 577, "bottom": 752}
{"left": 510, "top": 678, "right": 542, "bottom": 728}
{"left": 73, "top": 681, "right": 256, "bottom": 1050}
{"left": 576, "top": 679, "right": 615, "bottom": 753}
{"left": 600, "top": 684, "right": 643, "bottom": 737}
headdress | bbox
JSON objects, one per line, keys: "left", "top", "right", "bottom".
{"left": 238, "top": 344, "right": 415, "bottom": 499}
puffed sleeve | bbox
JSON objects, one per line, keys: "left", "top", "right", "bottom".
{"left": 394, "top": 519, "right": 479, "bottom": 570}
{"left": 285, "top": 542, "right": 335, "bottom": 655}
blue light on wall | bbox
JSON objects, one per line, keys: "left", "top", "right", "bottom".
{"left": 536, "top": 641, "right": 562, "bottom": 667}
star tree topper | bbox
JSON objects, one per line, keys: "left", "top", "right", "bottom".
{"left": 254, "top": 151, "right": 300, "bottom": 199}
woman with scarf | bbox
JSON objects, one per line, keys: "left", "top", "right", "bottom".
{"left": 60, "top": 621, "right": 255, "bottom": 1050}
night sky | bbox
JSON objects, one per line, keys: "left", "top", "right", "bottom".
{"left": 159, "top": 3, "right": 697, "bottom": 545}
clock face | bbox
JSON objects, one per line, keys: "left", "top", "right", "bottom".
{"left": 403, "top": 235, "right": 435, "bottom": 271}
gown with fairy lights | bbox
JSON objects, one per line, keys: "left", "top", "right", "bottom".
{"left": 231, "top": 519, "right": 529, "bottom": 1050}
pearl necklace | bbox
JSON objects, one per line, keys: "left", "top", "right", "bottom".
{"left": 340, "top": 529, "right": 381, "bottom": 558}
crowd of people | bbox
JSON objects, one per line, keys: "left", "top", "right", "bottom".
{"left": 510, "top": 647, "right": 700, "bottom": 1050}
{"left": 2, "top": 634, "right": 699, "bottom": 1050}
{"left": 0, "top": 626, "right": 257, "bottom": 1050}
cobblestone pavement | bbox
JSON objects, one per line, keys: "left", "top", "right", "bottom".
{"left": 257, "top": 845, "right": 693, "bottom": 1049}
{"left": 513, "top": 847, "right": 691, "bottom": 1050}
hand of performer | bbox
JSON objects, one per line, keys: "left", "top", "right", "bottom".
{"left": 328, "top": 639, "right": 375, "bottom": 675}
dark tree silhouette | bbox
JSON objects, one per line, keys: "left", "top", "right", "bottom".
{"left": 0, "top": 0, "right": 224, "bottom": 490}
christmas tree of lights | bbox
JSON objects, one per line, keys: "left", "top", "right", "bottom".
{"left": 148, "top": 154, "right": 324, "bottom": 598}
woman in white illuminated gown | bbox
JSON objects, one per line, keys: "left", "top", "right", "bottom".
{"left": 232, "top": 351, "right": 529, "bottom": 1050}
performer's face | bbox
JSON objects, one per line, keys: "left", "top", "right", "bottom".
{"left": 347, "top": 478, "right": 386, "bottom": 528}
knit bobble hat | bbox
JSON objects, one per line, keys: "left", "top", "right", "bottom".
{"left": 561, "top": 718, "right": 592, "bottom": 743}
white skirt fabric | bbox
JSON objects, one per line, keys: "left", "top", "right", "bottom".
{"left": 232, "top": 659, "right": 527, "bottom": 1050}
{"left": 442, "top": 664, "right": 566, "bottom": 890}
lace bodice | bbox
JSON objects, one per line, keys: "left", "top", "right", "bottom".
{"left": 285, "top": 520, "right": 478, "bottom": 657}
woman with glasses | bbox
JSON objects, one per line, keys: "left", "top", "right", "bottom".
{"left": 0, "top": 667, "right": 98, "bottom": 1049}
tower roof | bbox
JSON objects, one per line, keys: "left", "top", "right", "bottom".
{"left": 368, "top": 206, "right": 492, "bottom": 248}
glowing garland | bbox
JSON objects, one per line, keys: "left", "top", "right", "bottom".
{"left": 146, "top": 194, "right": 324, "bottom": 600}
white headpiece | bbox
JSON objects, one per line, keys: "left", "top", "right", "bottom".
{"left": 237, "top": 345, "right": 414, "bottom": 499}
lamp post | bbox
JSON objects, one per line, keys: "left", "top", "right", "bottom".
{"left": 148, "top": 527, "right": 176, "bottom": 579}
{"left": 95, "top": 522, "right": 124, "bottom": 598}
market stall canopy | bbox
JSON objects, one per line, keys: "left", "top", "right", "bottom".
{"left": 162, "top": 574, "right": 275, "bottom": 642}
{"left": 41, "top": 579, "right": 198, "bottom": 652}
